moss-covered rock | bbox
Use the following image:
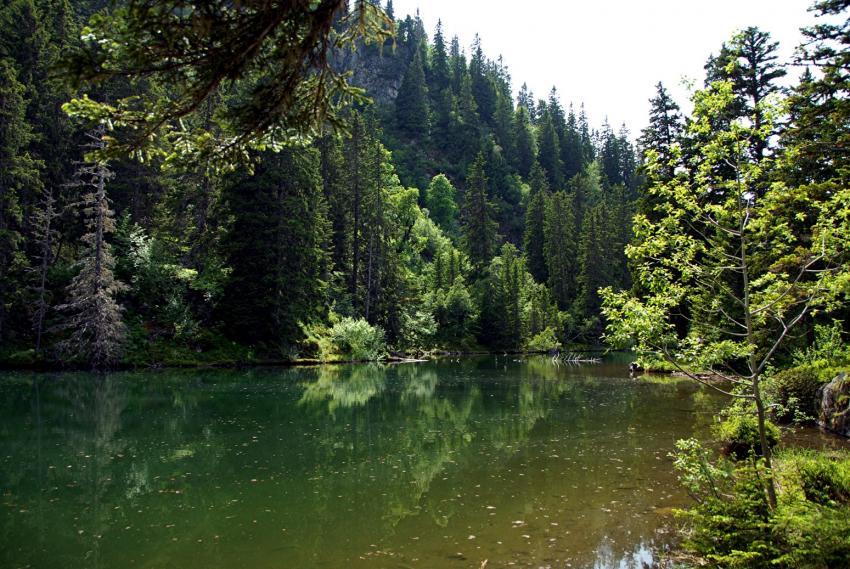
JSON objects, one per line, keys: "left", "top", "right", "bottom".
{"left": 818, "top": 372, "right": 850, "bottom": 438}
{"left": 716, "top": 414, "right": 781, "bottom": 459}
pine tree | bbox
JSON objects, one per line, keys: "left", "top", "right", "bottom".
{"left": 57, "top": 128, "right": 125, "bottom": 369}
{"left": 395, "top": 49, "right": 430, "bottom": 140}
{"left": 462, "top": 152, "right": 497, "bottom": 268}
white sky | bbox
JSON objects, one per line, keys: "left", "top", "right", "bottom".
{"left": 390, "top": 0, "right": 819, "bottom": 134}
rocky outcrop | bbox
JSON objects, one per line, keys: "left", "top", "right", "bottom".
{"left": 332, "top": 41, "right": 412, "bottom": 106}
{"left": 818, "top": 372, "right": 850, "bottom": 437}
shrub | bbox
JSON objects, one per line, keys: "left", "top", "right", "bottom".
{"left": 764, "top": 365, "right": 825, "bottom": 424}
{"left": 672, "top": 442, "right": 850, "bottom": 568}
{"left": 525, "top": 326, "right": 561, "bottom": 352}
{"left": 716, "top": 414, "right": 780, "bottom": 459}
{"left": 318, "top": 317, "right": 386, "bottom": 362}
{"left": 791, "top": 321, "right": 848, "bottom": 370}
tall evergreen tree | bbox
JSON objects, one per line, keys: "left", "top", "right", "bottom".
{"left": 56, "top": 129, "right": 125, "bottom": 369}
{"left": 395, "top": 49, "right": 430, "bottom": 140}
{"left": 523, "top": 162, "right": 550, "bottom": 283}
{"left": 429, "top": 19, "right": 451, "bottom": 95}
{"left": 783, "top": 0, "right": 850, "bottom": 183}
{"left": 0, "top": 58, "right": 41, "bottom": 343}
{"left": 469, "top": 34, "right": 496, "bottom": 125}
{"left": 461, "top": 152, "right": 497, "bottom": 268}
{"left": 513, "top": 105, "right": 536, "bottom": 177}
{"left": 639, "top": 82, "right": 683, "bottom": 180}
{"left": 543, "top": 191, "right": 577, "bottom": 310}
{"left": 536, "top": 108, "right": 564, "bottom": 190}
{"left": 220, "top": 148, "right": 329, "bottom": 354}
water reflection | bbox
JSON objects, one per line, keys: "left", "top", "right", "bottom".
{"left": 0, "top": 358, "right": 730, "bottom": 568}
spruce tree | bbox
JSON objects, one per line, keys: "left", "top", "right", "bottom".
{"left": 57, "top": 128, "right": 125, "bottom": 369}
{"left": 783, "top": 0, "right": 850, "bottom": 183}
{"left": 462, "top": 152, "right": 497, "bottom": 268}
{"left": 395, "top": 49, "right": 430, "bottom": 140}
{"left": 0, "top": 58, "right": 41, "bottom": 343}
{"left": 543, "top": 191, "right": 577, "bottom": 310}
{"left": 513, "top": 105, "right": 536, "bottom": 177}
{"left": 536, "top": 108, "right": 564, "bottom": 190}
{"left": 429, "top": 20, "right": 451, "bottom": 95}
{"left": 639, "top": 82, "right": 683, "bottom": 180}
{"left": 523, "top": 162, "right": 550, "bottom": 284}
{"left": 220, "top": 148, "right": 330, "bottom": 355}
{"left": 469, "top": 35, "right": 496, "bottom": 125}
{"left": 561, "top": 105, "right": 585, "bottom": 181}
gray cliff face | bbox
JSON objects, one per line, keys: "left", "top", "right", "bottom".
{"left": 333, "top": 41, "right": 413, "bottom": 106}
{"left": 818, "top": 372, "right": 850, "bottom": 438}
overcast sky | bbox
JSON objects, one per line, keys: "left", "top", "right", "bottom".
{"left": 389, "top": 0, "right": 819, "bottom": 134}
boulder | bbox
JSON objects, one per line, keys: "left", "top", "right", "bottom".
{"left": 818, "top": 372, "right": 850, "bottom": 438}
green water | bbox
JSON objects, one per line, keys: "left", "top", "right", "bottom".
{"left": 1, "top": 357, "right": 726, "bottom": 568}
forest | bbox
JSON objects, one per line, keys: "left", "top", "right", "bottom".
{"left": 1, "top": 1, "right": 850, "bottom": 567}
{"left": 1, "top": 0, "right": 640, "bottom": 367}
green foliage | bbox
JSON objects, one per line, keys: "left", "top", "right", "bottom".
{"left": 525, "top": 327, "right": 561, "bottom": 352}
{"left": 715, "top": 414, "right": 780, "bottom": 459}
{"left": 764, "top": 365, "right": 825, "bottom": 424}
{"left": 62, "top": 0, "right": 394, "bottom": 169}
{"left": 424, "top": 174, "right": 458, "bottom": 235}
{"left": 461, "top": 152, "right": 498, "bottom": 268}
{"left": 317, "top": 317, "right": 387, "bottom": 362}
{"left": 792, "top": 321, "right": 849, "bottom": 370}
{"left": 673, "top": 441, "right": 850, "bottom": 569}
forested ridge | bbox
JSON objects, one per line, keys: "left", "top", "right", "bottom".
{"left": 0, "top": 0, "right": 847, "bottom": 370}
{"left": 0, "top": 0, "right": 639, "bottom": 367}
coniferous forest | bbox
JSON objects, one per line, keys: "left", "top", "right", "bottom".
{"left": 2, "top": 1, "right": 850, "bottom": 568}
{"left": 1, "top": 0, "right": 644, "bottom": 367}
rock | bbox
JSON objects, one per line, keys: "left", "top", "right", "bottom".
{"left": 817, "top": 372, "right": 850, "bottom": 437}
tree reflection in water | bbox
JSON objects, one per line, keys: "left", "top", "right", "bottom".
{"left": 0, "top": 358, "right": 727, "bottom": 569}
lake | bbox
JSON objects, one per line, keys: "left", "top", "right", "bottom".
{"left": 1, "top": 356, "right": 731, "bottom": 568}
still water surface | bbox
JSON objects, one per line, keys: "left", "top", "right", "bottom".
{"left": 1, "top": 357, "right": 729, "bottom": 568}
